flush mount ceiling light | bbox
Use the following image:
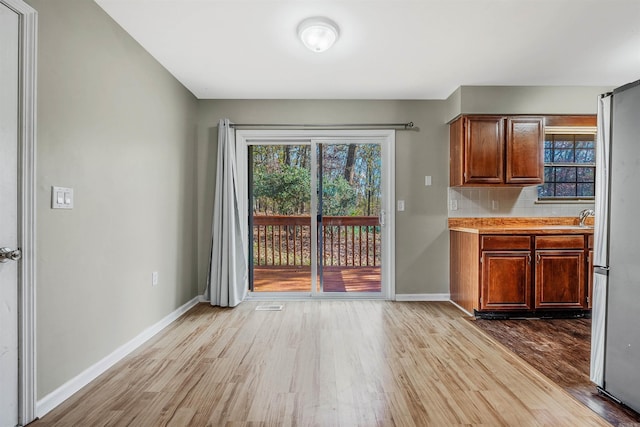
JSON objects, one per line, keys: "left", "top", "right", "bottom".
{"left": 297, "top": 17, "right": 340, "bottom": 53}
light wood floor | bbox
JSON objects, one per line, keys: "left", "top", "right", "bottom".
{"left": 30, "top": 301, "right": 610, "bottom": 426}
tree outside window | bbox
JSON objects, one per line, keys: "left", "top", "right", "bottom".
{"left": 538, "top": 133, "right": 595, "bottom": 200}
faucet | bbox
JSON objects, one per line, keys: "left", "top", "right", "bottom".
{"left": 579, "top": 208, "right": 595, "bottom": 227}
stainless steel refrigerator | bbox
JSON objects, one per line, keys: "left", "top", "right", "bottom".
{"left": 590, "top": 79, "right": 640, "bottom": 413}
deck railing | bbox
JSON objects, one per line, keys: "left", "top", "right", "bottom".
{"left": 252, "top": 215, "right": 381, "bottom": 267}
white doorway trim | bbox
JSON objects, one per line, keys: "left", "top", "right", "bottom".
{"left": 236, "top": 129, "right": 395, "bottom": 300}
{"left": 1, "top": 0, "right": 37, "bottom": 424}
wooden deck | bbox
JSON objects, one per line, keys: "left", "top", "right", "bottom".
{"left": 252, "top": 266, "right": 381, "bottom": 292}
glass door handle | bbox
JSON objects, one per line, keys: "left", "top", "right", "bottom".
{"left": 379, "top": 210, "right": 386, "bottom": 227}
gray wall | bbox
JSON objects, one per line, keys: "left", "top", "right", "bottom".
{"left": 27, "top": 0, "right": 199, "bottom": 398}
{"left": 197, "top": 89, "right": 610, "bottom": 298}
{"left": 197, "top": 100, "right": 452, "bottom": 296}
{"left": 446, "top": 85, "right": 612, "bottom": 122}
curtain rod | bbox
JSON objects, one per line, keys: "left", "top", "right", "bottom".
{"left": 228, "top": 122, "right": 416, "bottom": 130}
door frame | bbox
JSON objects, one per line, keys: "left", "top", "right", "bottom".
{"left": 236, "top": 129, "right": 396, "bottom": 300}
{"left": 1, "top": 0, "right": 37, "bottom": 424}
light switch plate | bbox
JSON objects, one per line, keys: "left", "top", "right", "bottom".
{"left": 425, "top": 176, "right": 432, "bottom": 186}
{"left": 397, "top": 200, "right": 405, "bottom": 211}
{"left": 52, "top": 186, "right": 74, "bottom": 209}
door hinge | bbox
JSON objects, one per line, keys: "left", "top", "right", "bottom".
{"left": 586, "top": 296, "right": 590, "bottom": 304}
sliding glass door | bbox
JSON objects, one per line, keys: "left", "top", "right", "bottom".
{"left": 317, "top": 142, "right": 382, "bottom": 293}
{"left": 237, "top": 130, "right": 394, "bottom": 299}
{"left": 249, "top": 144, "right": 313, "bottom": 292}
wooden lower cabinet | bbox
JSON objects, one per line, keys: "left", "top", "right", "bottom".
{"left": 534, "top": 250, "right": 585, "bottom": 309}
{"left": 481, "top": 251, "right": 532, "bottom": 310}
{"left": 450, "top": 230, "right": 591, "bottom": 316}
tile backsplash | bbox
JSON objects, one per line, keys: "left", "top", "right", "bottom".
{"left": 448, "top": 186, "right": 595, "bottom": 217}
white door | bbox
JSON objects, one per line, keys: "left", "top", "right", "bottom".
{"left": 0, "top": 3, "right": 21, "bottom": 426}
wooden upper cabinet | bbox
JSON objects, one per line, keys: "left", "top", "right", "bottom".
{"left": 506, "top": 117, "right": 544, "bottom": 184}
{"left": 464, "top": 116, "right": 504, "bottom": 184}
{"left": 450, "top": 115, "right": 544, "bottom": 187}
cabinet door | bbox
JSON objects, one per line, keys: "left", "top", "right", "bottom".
{"left": 464, "top": 116, "right": 504, "bottom": 184}
{"left": 535, "top": 250, "right": 585, "bottom": 309}
{"left": 505, "top": 117, "right": 544, "bottom": 184}
{"left": 481, "top": 251, "right": 532, "bottom": 310}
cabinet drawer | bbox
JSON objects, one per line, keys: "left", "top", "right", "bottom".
{"left": 481, "top": 235, "right": 531, "bottom": 250}
{"left": 535, "top": 235, "right": 585, "bottom": 250}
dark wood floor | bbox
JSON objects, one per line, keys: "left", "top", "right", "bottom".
{"left": 470, "top": 317, "right": 640, "bottom": 427}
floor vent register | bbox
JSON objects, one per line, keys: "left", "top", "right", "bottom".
{"left": 255, "top": 305, "right": 284, "bottom": 311}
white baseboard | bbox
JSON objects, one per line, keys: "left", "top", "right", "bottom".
{"left": 395, "top": 293, "right": 451, "bottom": 302}
{"left": 36, "top": 296, "right": 201, "bottom": 418}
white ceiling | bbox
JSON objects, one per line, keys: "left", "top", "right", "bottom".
{"left": 95, "top": 0, "right": 640, "bottom": 100}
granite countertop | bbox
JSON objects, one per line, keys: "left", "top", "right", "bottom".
{"left": 448, "top": 217, "right": 594, "bottom": 235}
